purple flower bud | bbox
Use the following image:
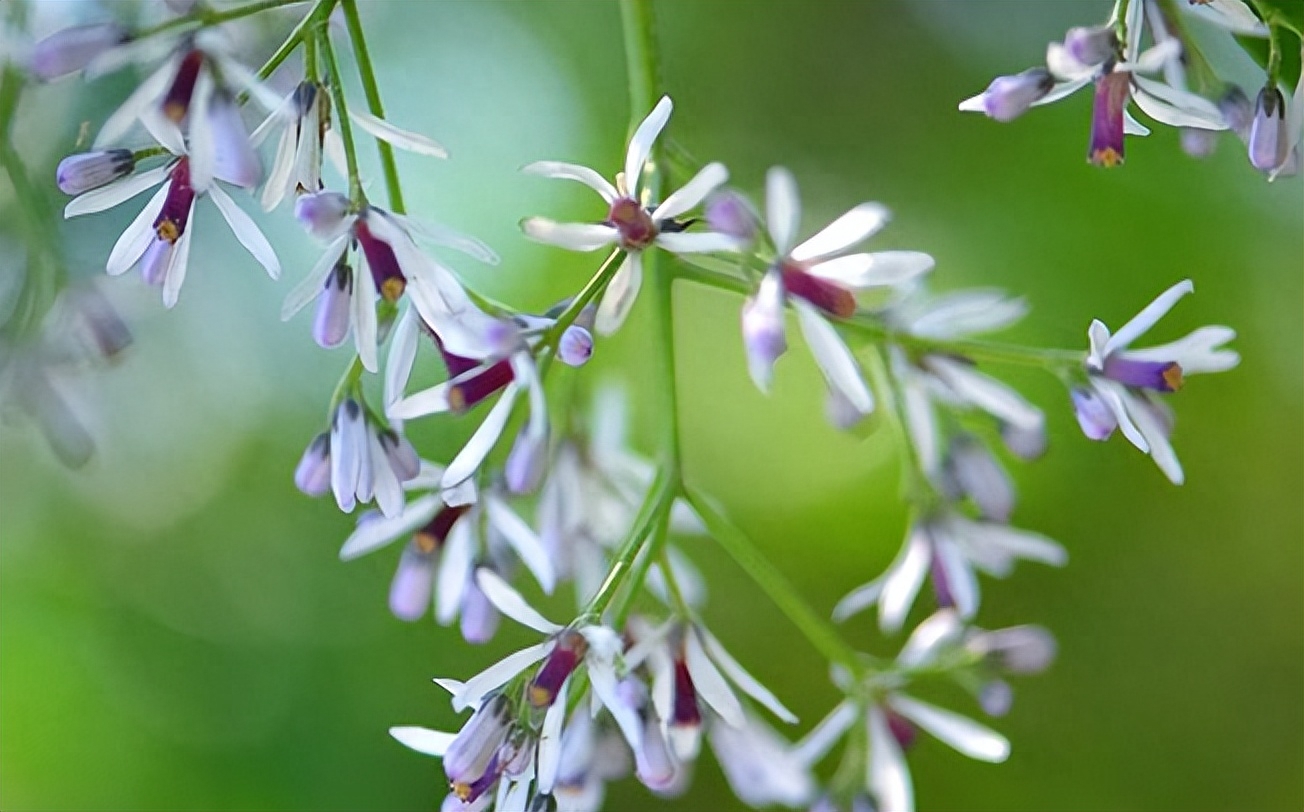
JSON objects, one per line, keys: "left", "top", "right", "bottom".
{"left": 459, "top": 578, "right": 500, "bottom": 644}
{"left": 1000, "top": 421, "right": 1046, "bottom": 460}
{"left": 388, "top": 543, "right": 436, "bottom": 622}
{"left": 979, "top": 679, "right": 1014, "bottom": 717}
{"left": 945, "top": 435, "right": 1015, "bottom": 522}
{"left": 741, "top": 271, "right": 787, "bottom": 391}
{"left": 1064, "top": 25, "right": 1117, "bottom": 67}
{"left": 504, "top": 428, "right": 547, "bottom": 495}
{"left": 1071, "top": 386, "right": 1117, "bottom": 441}
{"left": 1248, "top": 86, "right": 1289, "bottom": 172}
{"left": 978, "top": 68, "right": 1054, "bottom": 122}
{"left": 558, "top": 325, "right": 594, "bottom": 367}
{"left": 295, "top": 191, "right": 352, "bottom": 239}
{"left": 29, "top": 23, "right": 127, "bottom": 81}
{"left": 57, "top": 150, "right": 135, "bottom": 195}
{"left": 1219, "top": 86, "right": 1254, "bottom": 138}
{"left": 969, "top": 625, "right": 1058, "bottom": 674}
{"left": 208, "top": 90, "right": 262, "bottom": 189}
{"left": 1089, "top": 72, "right": 1130, "bottom": 168}
{"left": 1180, "top": 128, "right": 1218, "bottom": 159}
{"left": 704, "top": 191, "right": 758, "bottom": 242}
{"left": 445, "top": 695, "right": 512, "bottom": 788}
{"left": 313, "top": 262, "right": 353, "bottom": 348}
{"left": 379, "top": 430, "right": 420, "bottom": 482}
{"left": 294, "top": 433, "right": 332, "bottom": 496}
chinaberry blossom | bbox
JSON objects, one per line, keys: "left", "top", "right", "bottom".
{"left": 336, "top": 464, "right": 554, "bottom": 635}
{"left": 56, "top": 150, "right": 136, "bottom": 196}
{"left": 28, "top": 22, "right": 129, "bottom": 81}
{"left": 294, "top": 397, "right": 420, "bottom": 518}
{"left": 62, "top": 123, "right": 279, "bottom": 308}
{"left": 744, "top": 167, "right": 934, "bottom": 427}
{"left": 1074, "top": 279, "right": 1238, "bottom": 484}
{"left": 521, "top": 96, "right": 742, "bottom": 334}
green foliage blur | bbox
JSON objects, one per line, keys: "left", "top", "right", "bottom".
{"left": 1, "top": 1, "right": 1300, "bottom": 810}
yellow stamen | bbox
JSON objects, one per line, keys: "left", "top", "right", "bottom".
{"left": 414, "top": 531, "right": 439, "bottom": 554}
{"left": 380, "top": 277, "right": 406, "bottom": 302}
{"left": 528, "top": 685, "right": 552, "bottom": 708}
{"left": 1092, "top": 148, "right": 1124, "bottom": 168}
{"left": 1162, "top": 362, "right": 1184, "bottom": 391}
{"left": 156, "top": 220, "right": 180, "bottom": 243}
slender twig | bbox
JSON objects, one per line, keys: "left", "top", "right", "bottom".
{"left": 133, "top": 0, "right": 308, "bottom": 41}
{"left": 340, "top": 0, "right": 405, "bottom": 214}
{"left": 318, "top": 26, "right": 364, "bottom": 206}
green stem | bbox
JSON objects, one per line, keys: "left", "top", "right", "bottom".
{"left": 132, "top": 0, "right": 307, "bottom": 41}
{"left": 540, "top": 248, "right": 624, "bottom": 350}
{"left": 318, "top": 26, "right": 365, "bottom": 206}
{"left": 328, "top": 354, "right": 365, "bottom": 415}
{"left": 340, "top": 0, "right": 405, "bottom": 214}
{"left": 583, "top": 467, "right": 676, "bottom": 620}
{"left": 611, "top": 508, "right": 672, "bottom": 627}
{"left": 620, "top": 0, "right": 661, "bottom": 131}
{"left": 685, "top": 485, "right": 865, "bottom": 675}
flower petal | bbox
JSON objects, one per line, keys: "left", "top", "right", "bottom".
{"left": 595, "top": 252, "right": 643, "bottom": 336}
{"left": 879, "top": 524, "right": 932, "bottom": 634}
{"left": 353, "top": 247, "right": 380, "bottom": 373}
{"left": 349, "top": 109, "right": 448, "bottom": 157}
{"left": 653, "top": 231, "right": 742, "bottom": 254}
{"left": 932, "top": 537, "right": 980, "bottom": 619}
{"left": 683, "top": 628, "right": 745, "bottom": 728}
{"left": 521, "top": 218, "right": 618, "bottom": 252}
{"left": 389, "top": 726, "right": 456, "bottom": 757}
{"left": 1123, "top": 326, "right": 1239, "bottom": 374}
{"left": 699, "top": 627, "right": 798, "bottom": 724}
{"left": 475, "top": 568, "right": 562, "bottom": 635}
{"left": 94, "top": 60, "right": 173, "bottom": 149}
{"left": 794, "top": 301, "right": 874, "bottom": 415}
{"left": 652, "top": 161, "right": 728, "bottom": 220}
{"left": 393, "top": 214, "right": 499, "bottom": 264}
{"left": 160, "top": 201, "right": 195, "bottom": 308}
{"left": 453, "top": 641, "right": 552, "bottom": 713}
{"left": 809, "top": 251, "right": 934, "bottom": 289}
{"left": 105, "top": 183, "right": 169, "bottom": 275}
{"left": 536, "top": 679, "right": 569, "bottom": 794}
{"left": 896, "top": 610, "right": 963, "bottom": 669}
{"left": 587, "top": 656, "right": 644, "bottom": 753}
{"left": 888, "top": 695, "right": 1010, "bottom": 763}
{"left": 867, "top": 705, "right": 914, "bottom": 812}
{"left": 625, "top": 95, "right": 673, "bottom": 193}
{"left": 441, "top": 383, "right": 520, "bottom": 490}
{"left": 522, "top": 160, "right": 618, "bottom": 202}
{"left": 486, "top": 494, "right": 556, "bottom": 595}
{"left": 1131, "top": 78, "right": 1226, "bottom": 130}
{"left": 1104, "top": 279, "right": 1194, "bottom": 355}
{"left": 208, "top": 183, "right": 281, "bottom": 279}
{"left": 389, "top": 381, "right": 453, "bottom": 420}
{"left": 792, "top": 700, "right": 858, "bottom": 766}
{"left": 282, "top": 235, "right": 348, "bottom": 320}
{"left": 435, "top": 518, "right": 474, "bottom": 625}
{"left": 791, "top": 202, "right": 891, "bottom": 263}
{"left": 765, "top": 166, "right": 801, "bottom": 255}
{"left": 339, "top": 494, "right": 441, "bottom": 561}
{"left": 1031, "top": 75, "right": 1093, "bottom": 107}
{"left": 832, "top": 578, "right": 884, "bottom": 623}
{"left": 65, "top": 164, "right": 170, "bottom": 218}
{"left": 925, "top": 356, "right": 1043, "bottom": 431}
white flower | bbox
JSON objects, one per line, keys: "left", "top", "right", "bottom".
{"left": 833, "top": 513, "right": 1066, "bottom": 633}
{"left": 63, "top": 122, "right": 279, "bottom": 308}
{"left": 708, "top": 710, "right": 816, "bottom": 809}
{"left": 281, "top": 197, "right": 501, "bottom": 373}
{"left": 521, "top": 96, "right": 741, "bottom": 334}
{"left": 1074, "top": 279, "right": 1238, "bottom": 484}
{"left": 293, "top": 397, "right": 420, "bottom": 519}
{"left": 1180, "top": 0, "right": 1270, "bottom": 36}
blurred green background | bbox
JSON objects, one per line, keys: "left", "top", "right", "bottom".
{"left": 1, "top": 1, "right": 1300, "bottom": 810}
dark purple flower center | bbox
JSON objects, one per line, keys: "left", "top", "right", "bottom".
{"left": 607, "top": 197, "right": 658, "bottom": 250}
{"left": 529, "top": 630, "right": 587, "bottom": 708}
{"left": 781, "top": 263, "right": 856, "bottom": 318}
{"left": 154, "top": 158, "right": 196, "bottom": 243}
{"left": 886, "top": 709, "right": 917, "bottom": 750}
{"left": 671, "top": 656, "right": 701, "bottom": 728}
{"left": 414, "top": 504, "right": 470, "bottom": 554}
{"left": 162, "top": 49, "right": 205, "bottom": 123}
{"left": 448, "top": 358, "right": 515, "bottom": 414}
{"left": 354, "top": 216, "right": 406, "bottom": 302}
{"left": 1089, "top": 72, "right": 1130, "bottom": 168}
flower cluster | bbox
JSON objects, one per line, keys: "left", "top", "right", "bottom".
{"left": 960, "top": 0, "right": 1303, "bottom": 175}
{"left": 8, "top": 1, "right": 1249, "bottom": 811}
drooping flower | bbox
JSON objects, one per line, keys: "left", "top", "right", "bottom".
{"left": 294, "top": 397, "right": 420, "bottom": 518}
{"left": 62, "top": 120, "right": 279, "bottom": 308}
{"left": 1074, "top": 279, "right": 1238, "bottom": 484}
{"left": 28, "top": 22, "right": 129, "bottom": 81}
{"left": 521, "top": 96, "right": 742, "bottom": 334}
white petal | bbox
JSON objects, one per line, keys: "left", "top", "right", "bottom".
{"left": 1124, "top": 0, "right": 1146, "bottom": 62}
{"left": 1126, "top": 391, "right": 1184, "bottom": 484}
{"left": 1123, "top": 38, "right": 1182, "bottom": 73}
{"left": 792, "top": 700, "right": 857, "bottom": 766}
{"left": 1123, "top": 111, "right": 1152, "bottom": 136}
{"left": 652, "top": 161, "right": 728, "bottom": 220}
{"left": 653, "top": 231, "right": 742, "bottom": 254}
{"left": 282, "top": 235, "right": 348, "bottom": 320}
{"left": 794, "top": 301, "right": 874, "bottom": 415}
{"left": 393, "top": 214, "right": 499, "bottom": 264}
{"left": 453, "top": 641, "right": 552, "bottom": 713}
{"left": 1185, "top": 0, "right": 1269, "bottom": 35}
{"left": 625, "top": 95, "right": 673, "bottom": 193}
{"left": 208, "top": 183, "right": 280, "bottom": 278}
{"left": 595, "top": 252, "right": 642, "bottom": 336}
{"left": 330, "top": 405, "right": 364, "bottom": 512}
{"left": 587, "top": 657, "right": 644, "bottom": 753}
{"left": 353, "top": 253, "right": 380, "bottom": 373}
{"left": 475, "top": 568, "right": 561, "bottom": 634}
{"left": 406, "top": 460, "right": 448, "bottom": 492}
{"left": 521, "top": 218, "right": 618, "bottom": 252}
{"left": 879, "top": 525, "right": 932, "bottom": 634}
{"left": 888, "top": 695, "right": 1010, "bottom": 763}
{"left": 349, "top": 109, "right": 448, "bottom": 157}
{"left": 958, "top": 92, "right": 987, "bottom": 113}
{"left": 684, "top": 628, "right": 744, "bottom": 727}
{"left": 216, "top": 55, "right": 286, "bottom": 113}
{"left": 1087, "top": 319, "right": 1112, "bottom": 369}
{"left": 900, "top": 363, "right": 940, "bottom": 477}
{"left": 441, "top": 383, "right": 520, "bottom": 490}
{"left": 386, "top": 304, "right": 420, "bottom": 411}
{"left": 142, "top": 107, "right": 187, "bottom": 161}
{"left": 389, "top": 726, "right": 456, "bottom": 757}
{"left": 104, "top": 183, "right": 169, "bottom": 275}
{"left": 791, "top": 202, "right": 890, "bottom": 263}
{"left": 433, "top": 677, "right": 465, "bottom": 699}
{"left": 1105, "top": 279, "right": 1194, "bottom": 355}
{"left": 435, "top": 518, "right": 474, "bottom": 625}
{"left": 368, "top": 430, "right": 405, "bottom": 518}
{"left": 765, "top": 166, "right": 801, "bottom": 255}
{"left": 487, "top": 495, "right": 556, "bottom": 594}
{"left": 925, "top": 356, "right": 1043, "bottom": 431}
{"left": 1123, "top": 326, "right": 1239, "bottom": 374}
{"left": 831, "top": 578, "right": 884, "bottom": 623}
{"left": 160, "top": 202, "right": 195, "bottom": 308}
{"left": 94, "top": 60, "right": 173, "bottom": 148}
{"left": 699, "top": 627, "right": 797, "bottom": 724}
{"left": 902, "top": 289, "right": 1026, "bottom": 339}
{"left": 1091, "top": 379, "right": 1149, "bottom": 452}
{"left": 537, "top": 679, "right": 569, "bottom": 794}
{"left": 867, "top": 705, "right": 914, "bottom": 812}
{"left": 188, "top": 72, "right": 216, "bottom": 193}
{"left": 1131, "top": 78, "right": 1227, "bottom": 130}
{"left": 896, "top": 610, "right": 963, "bottom": 669}
{"left": 809, "top": 251, "right": 934, "bottom": 289}
{"left": 1031, "top": 75, "right": 1093, "bottom": 107}
{"left": 955, "top": 517, "right": 1068, "bottom": 568}
{"left": 932, "top": 537, "right": 980, "bottom": 619}
{"left": 522, "top": 161, "right": 617, "bottom": 202}
{"left": 260, "top": 122, "right": 297, "bottom": 211}
{"left": 65, "top": 164, "right": 170, "bottom": 218}
{"left": 389, "top": 381, "right": 453, "bottom": 420}
{"left": 339, "top": 494, "right": 441, "bottom": 561}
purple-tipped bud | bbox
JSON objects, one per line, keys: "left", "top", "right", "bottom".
{"left": 558, "top": 325, "right": 594, "bottom": 367}
{"left": 29, "top": 23, "right": 127, "bottom": 81}
{"left": 978, "top": 68, "right": 1054, "bottom": 122}
{"left": 885, "top": 709, "right": 918, "bottom": 750}
{"left": 1102, "top": 356, "right": 1183, "bottom": 392}
{"left": 529, "top": 630, "right": 587, "bottom": 708}
{"left": 704, "top": 191, "right": 759, "bottom": 242}
{"left": 979, "top": 679, "right": 1014, "bottom": 717}
{"left": 635, "top": 713, "right": 678, "bottom": 793}
{"left": 313, "top": 261, "right": 353, "bottom": 348}
{"left": 388, "top": 543, "right": 436, "bottom": 621}
{"left": 1218, "top": 86, "right": 1254, "bottom": 138}
{"left": 1071, "top": 386, "right": 1117, "bottom": 441}
{"left": 445, "top": 695, "right": 513, "bottom": 788}
{"left": 1064, "top": 25, "right": 1117, "bottom": 67}
{"left": 294, "top": 433, "right": 332, "bottom": 496}
{"left": 1180, "top": 127, "right": 1218, "bottom": 158}
{"left": 295, "top": 191, "right": 351, "bottom": 239}
{"left": 504, "top": 428, "right": 547, "bottom": 495}
{"left": 945, "top": 435, "right": 1015, "bottom": 522}
{"left": 208, "top": 90, "right": 262, "bottom": 188}
{"left": 57, "top": 150, "right": 135, "bottom": 195}
{"left": 459, "top": 578, "right": 501, "bottom": 644}
{"left": 968, "top": 625, "right": 1058, "bottom": 674}
{"left": 1248, "top": 86, "right": 1289, "bottom": 172}
{"left": 1089, "top": 72, "right": 1130, "bottom": 167}
{"left": 741, "top": 271, "right": 787, "bottom": 392}
{"left": 380, "top": 430, "right": 420, "bottom": 482}
{"left": 1000, "top": 421, "right": 1047, "bottom": 460}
